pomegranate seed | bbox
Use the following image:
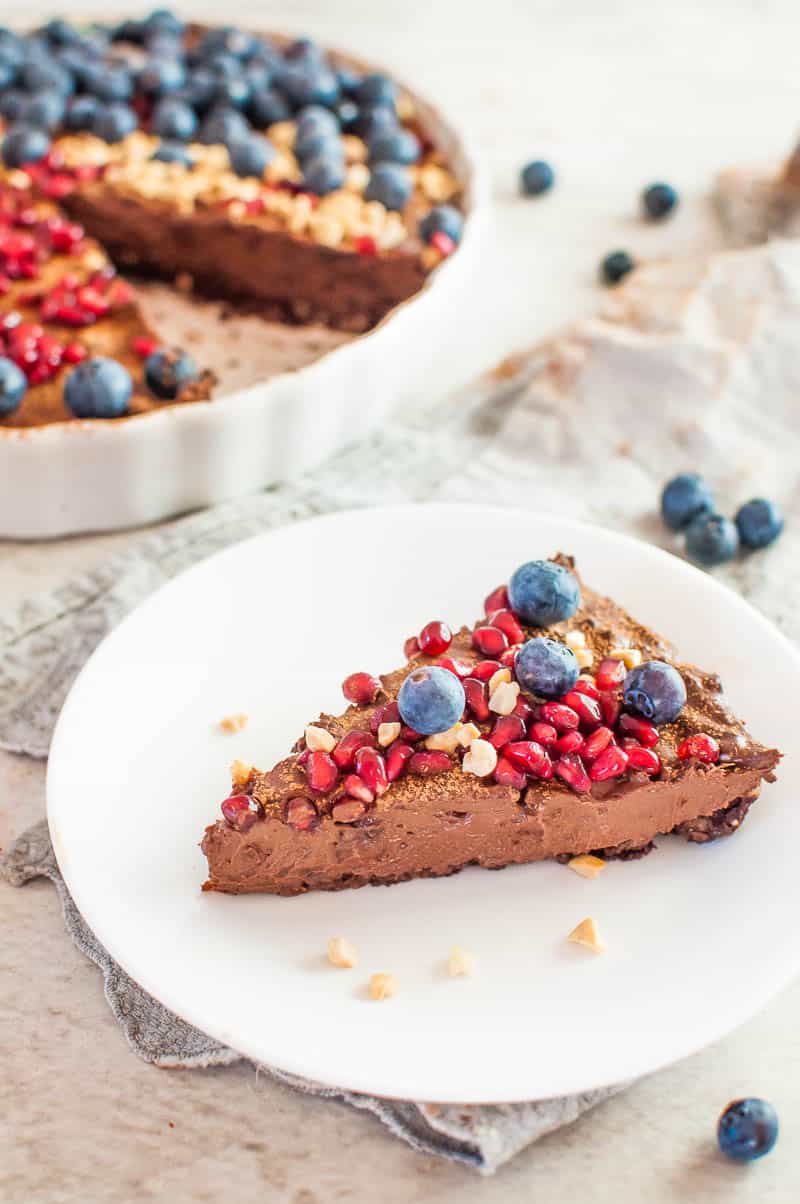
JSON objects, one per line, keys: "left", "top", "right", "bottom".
{"left": 76, "top": 286, "right": 110, "bottom": 316}
{"left": 499, "top": 645, "right": 521, "bottom": 668}
{"left": 493, "top": 756, "right": 527, "bottom": 790}
{"left": 624, "top": 745, "right": 661, "bottom": 775}
{"left": 596, "top": 658, "right": 626, "bottom": 690}
{"left": 305, "top": 750, "right": 339, "bottom": 794}
{"left": 555, "top": 730, "right": 585, "bottom": 755}
{"left": 354, "top": 747, "right": 388, "bottom": 797}
{"left": 463, "top": 677, "right": 489, "bottom": 722}
{"left": 561, "top": 690, "right": 602, "bottom": 729}
{"left": 342, "top": 672, "right": 381, "bottom": 705}
{"left": 63, "top": 343, "right": 87, "bottom": 364}
{"left": 470, "top": 659, "right": 502, "bottom": 682}
{"left": 331, "top": 799, "right": 368, "bottom": 823}
{"left": 370, "top": 700, "right": 400, "bottom": 734}
{"left": 48, "top": 220, "right": 84, "bottom": 252}
{"left": 529, "top": 721, "right": 558, "bottom": 747}
{"left": 132, "top": 335, "right": 158, "bottom": 358}
{"left": 488, "top": 715, "right": 526, "bottom": 750}
{"left": 504, "top": 740, "right": 552, "bottom": 777}
{"left": 436, "top": 655, "right": 472, "bottom": 678}
{"left": 343, "top": 773, "right": 375, "bottom": 803}
{"left": 472, "top": 626, "right": 508, "bottom": 656}
{"left": 386, "top": 741, "right": 414, "bottom": 781}
{"left": 431, "top": 230, "right": 455, "bottom": 257}
{"left": 589, "top": 744, "right": 629, "bottom": 782}
{"left": 677, "top": 733, "right": 720, "bottom": 764}
{"left": 583, "top": 726, "right": 615, "bottom": 761}
{"left": 400, "top": 725, "right": 423, "bottom": 742}
{"left": 284, "top": 797, "right": 318, "bottom": 831}
{"left": 484, "top": 584, "right": 510, "bottom": 615}
{"left": 332, "top": 729, "right": 375, "bottom": 769}
{"left": 408, "top": 751, "right": 451, "bottom": 776}
{"left": 44, "top": 175, "right": 76, "bottom": 199}
{"left": 554, "top": 753, "right": 591, "bottom": 793}
{"left": 404, "top": 635, "right": 421, "bottom": 659}
{"left": 617, "top": 713, "right": 659, "bottom": 748}
{"left": 355, "top": 235, "right": 377, "bottom": 256}
{"left": 488, "top": 608, "right": 525, "bottom": 645}
{"left": 0, "top": 276, "right": 10, "bottom": 294}
{"left": 221, "top": 793, "right": 262, "bottom": 831}
{"left": 599, "top": 691, "right": 621, "bottom": 726}
{"left": 512, "top": 697, "right": 534, "bottom": 724}
{"left": 537, "top": 702, "right": 580, "bottom": 732}
{"left": 418, "top": 620, "right": 452, "bottom": 656}
{"left": 572, "top": 677, "right": 600, "bottom": 700}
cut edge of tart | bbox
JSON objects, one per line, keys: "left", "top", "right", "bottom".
{"left": 201, "top": 554, "right": 781, "bottom": 896}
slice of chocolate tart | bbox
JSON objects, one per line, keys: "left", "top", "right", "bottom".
{"left": 201, "top": 555, "right": 780, "bottom": 896}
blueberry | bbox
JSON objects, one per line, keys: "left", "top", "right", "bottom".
{"left": 151, "top": 139, "right": 194, "bottom": 167}
{"left": 0, "top": 357, "right": 27, "bottom": 415}
{"left": 660, "top": 473, "right": 714, "bottom": 531}
{"left": 684, "top": 512, "right": 739, "bottom": 567}
{"left": 151, "top": 97, "right": 198, "bottom": 141}
{"left": 368, "top": 127, "right": 420, "bottom": 165}
{"left": 302, "top": 154, "right": 345, "bottom": 196}
{"left": 418, "top": 204, "right": 464, "bottom": 246}
{"left": 180, "top": 67, "right": 217, "bottom": 112}
{"left": 397, "top": 665, "right": 465, "bottom": 736}
{"left": 228, "top": 135, "right": 275, "bottom": 178}
{"left": 296, "top": 104, "right": 339, "bottom": 138}
{"left": 294, "top": 129, "right": 341, "bottom": 164}
{"left": 1, "top": 124, "right": 50, "bottom": 168}
{"left": 0, "top": 91, "right": 27, "bottom": 122}
{"left": 336, "top": 98, "right": 359, "bottom": 132}
{"left": 143, "top": 9, "right": 185, "bottom": 39}
{"left": 42, "top": 18, "right": 80, "bottom": 46}
{"left": 515, "top": 638, "right": 579, "bottom": 700}
{"left": 92, "top": 102, "right": 138, "bottom": 143}
{"left": 718, "top": 1099, "right": 778, "bottom": 1162}
{"left": 357, "top": 72, "right": 397, "bottom": 108}
{"left": 144, "top": 349, "right": 198, "bottom": 400}
{"left": 21, "top": 60, "right": 74, "bottom": 96}
{"left": 248, "top": 87, "right": 290, "bottom": 128}
{"left": 735, "top": 498, "right": 784, "bottom": 550}
{"left": 601, "top": 250, "right": 635, "bottom": 285}
{"left": 642, "top": 181, "right": 678, "bottom": 220}
{"left": 197, "top": 105, "right": 249, "bottom": 146}
{"left": 198, "top": 27, "right": 256, "bottom": 61}
{"left": 64, "top": 94, "right": 99, "bottom": 132}
{"left": 354, "top": 102, "right": 397, "bottom": 140}
{"left": 278, "top": 62, "right": 340, "bottom": 109}
{"left": 336, "top": 65, "right": 361, "bottom": 96}
{"left": 64, "top": 357, "right": 132, "bottom": 419}
{"left": 213, "top": 75, "right": 252, "bottom": 111}
{"left": 137, "top": 56, "right": 186, "bottom": 96}
{"left": 0, "top": 60, "right": 16, "bottom": 90}
{"left": 83, "top": 63, "right": 133, "bottom": 102}
{"left": 19, "top": 90, "right": 66, "bottom": 131}
{"left": 205, "top": 52, "right": 241, "bottom": 81}
{"left": 111, "top": 18, "right": 146, "bottom": 44}
{"left": 507, "top": 560, "right": 580, "bottom": 627}
{"left": 623, "top": 661, "right": 686, "bottom": 725}
{"left": 520, "top": 159, "right": 555, "bottom": 196}
{"left": 364, "top": 162, "right": 412, "bottom": 211}
{"left": 284, "top": 37, "right": 323, "bottom": 63}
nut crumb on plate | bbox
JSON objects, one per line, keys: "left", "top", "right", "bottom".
{"left": 369, "top": 973, "right": 398, "bottom": 1000}
{"left": 567, "top": 916, "right": 606, "bottom": 953}
{"left": 447, "top": 947, "right": 477, "bottom": 977}
{"left": 567, "top": 854, "right": 607, "bottom": 879}
{"left": 327, "top": 937, "right": 358, "bottom": 969}
{"left": 219, "top": 713, "right": 248, "bottom": 733}
{"left": 230, "top": 759, "right": 254, "bottom": 787}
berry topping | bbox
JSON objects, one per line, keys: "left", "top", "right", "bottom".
{"left": 582, "top": 726, "right": 615, "bottom": 760}
{"left": 2, "top": 124, "right": 50, "bottom": 168}
{"left": 488, "top": 608, "right": 525, "bottom": 646}
{"left": 484, "top": 584, "right": 510, "bottom": 614}
{"left": 221, "top": 793, "right": 262, "bottom": 831}
{"left": 144, "top": 348, "right": 198, "bottom": 400}
{"left": 623, "top": 660, "right": 686, "bottom": 725}
{"left": 472, "top": 625, "right": 508, "bottom": 656}
{"left": 332, "top": 729, "right": 375, "bottom": 769}
{"left": 385, "top": 741, "right": 414, "bottom": 781}
{"left": 368, "top": 127, "right": 420, "bottom": 165}
{"left": 284, "top": 797, "right": 319, "bottom": 831}
{"left": 462, "top": 677, "right": 490, "bottom": 722}
{"left": 418, "top": 620, "right": 452, "bottom": 656}
{"left": 419, "top": 204, "right": 464, "bottom": 247}
{"left": 493, "top": 755, "right": 527, "bottom": 790}
{"left": 469, "top": 660, "right": 502, "bottom": 682}
{"left": 364, "top": 162, "right": 413, "bottom": 211}
{"left": 601, "top": 250, "right": 635, "bottom": 285}
{"left": 407, "top": 750, "right": 452, "bottom": 776}
{"left": 599, "top": 690, "right": 621, "bottom": 727}
{"left": 561, "top": 689, "right": 602, "bottom": 729}
{"left": 151, "top": 97, "right": 198, "bottom": 141}
{"left": 515, "top": 638, "right": 579, "bottom": 700}
{"left": 536, "top": 700, "right": 580, "bottom": 732}
{"left": 436, "top": 655, "right": 472, "bottom": 678}
{"left": 588, "top": 743, "right": 628, "bottom": 782}
{"left": 507, "top": 560, "right": 580, "bottom": 626}
{"left": 504, "top": 740, "right": 553, "bottom": 778}
{"left": 369, "top": 700, "right": 400, "bottom": 733}
{"left": 520, "top": 159, "right": 555, "bottom": 196}
{"left": 64, "top": 95, "right": 100, "bottom": 132}
{"left": 353, "top": 746, "right": 388, "bottom": 797}
{"left": 92, "top": 102, "right": 138, "bottom": 142}
{"left": 571, "top": 677, "right": 601, "bottom": 700}
{"left": 228, "top": 134, "right": 275, "bottom": 179}
{"left": 718, "top": 1098, "right": 778, "bottom": 1162}
{"left": 677, "top": 733, "right": 720, "bottom": 763}
{"left": 529, "top": 721, "right": 558, "bottom": 747}
{"left": 553, "top": 752, "right": 591, "bottom": 793}
{"left": 302, "top": 153, "right": 345, "bottom": 195}
{"left": 617, "top": 713, "right": 659, "bottom": 747}
{"left": 357, "top": 73, "right": 397, "bottom": 107}
{"left": 642, "top": 181, "right": 678, "bottom": 220}
{"left": 595, "top": 657, "right": 626, "bottom": 691}
{"left": 342, "top": 672, "right": 381, "bottom": 705}
{"left": 0, "top": 356, "right": 27, "bottom": 415}
{"left": 304, "top": 749, "right": 339, "bottom": 794}
{"left": 397, "top": 665, "right": 466, "bottom": 736}
{"left": 554, "top": 730, "right": 585, "bottom": 755}
{"left": 660, "top": 473, "right": 714, "bottom": 531}
{"left": 488, "top": 715, "right": 526, "bottom": 750}
{"left": 735, "top": 498, "right": 784, "bottom": 550}
{"left": 343, "top": 773, "right": 375, "bottom": 804}
{"left": 63, "top": 356, "right": 132, "bottom": 419}
{"left": 684, "top": 512, "right": 739, "bottom": 567}
{"left": 623, "top": 744, "right": 661, "bottom": 774}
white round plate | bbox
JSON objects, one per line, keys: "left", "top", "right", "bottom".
{"left": 47, "top": 504, "right": 800, "bottom": 1103}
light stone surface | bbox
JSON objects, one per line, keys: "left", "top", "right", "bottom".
{"left": 3, "top": 0, "right": 800, "bottom": 1199}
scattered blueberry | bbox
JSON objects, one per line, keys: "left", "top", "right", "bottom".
{"left": 418, "top": 204, "right": 464, "bottom": 246}
{"left": 0, "top": 60, "right": 16, "bottom": 91}
{"left": 204, "top": 51, "right": 241, "bottom": 81}
{"left": 179, "top": 67, "right": 217, "bottom": 112}
{"left": 601, "top": 250, "right": 635, "bottom": 285}
{"left": 137, "top": 55, "right": 185, "bottom": 96}
{"left": 64, "top": 357, "right": 133, "bottom": 419}
{"left": 278, "top": 61, "right": 340, "bottom": 109}
{"left": 685, "top": 512, "right": 739, "bottom": 567}
{"left": 718, "top": 1099, "right": 778, "bottom": 1162}
{"left": 660, "top": 473, "right": 714, "bottom": 531}
{"left": 83, "top": 63, "right": 133, "bottom": 102}
{"left": 642, "top": 181, "right": 678, "bottom": 220}
{"left": 515, "top": 637, "right": 580, "bottom": 700}
{"left": 368, "top": 127, "right": 420, "bottom": 165}
{"left": 247, "top": 87, "right": 291, "bottom": 128}
{"left": 1, "top": 124, "right": 50, "bottom": 168}
{"left": 357, "top": 72, "right": 397, "bottom": 108}
{"left": 364, "top": 163, "right": 412, "bottom": 211}
{"left": 198, "top": 105, "right": 249, "bottom": 147}
{"left": 0, "top": 91, "right": 28, "bottom": 122}
{"left": 623, "top": 661, "right": 686, "bottom": 725}
{"left": 0, "top": 357, "right": 27, "bottom": 416}
{"left": 336, "top": 65, "right": 361, "bottom": 96}
{"left": 198, "top": 26, "right": 256, "bottom": 61}
{"left": 294, "top": 128, "right": 341, "bottom": 164}
{"left": 144, "top": 349, "right": 198, "bottom": 400}
{"left": 64, "top": 94, "right": 100, "bottom": 132}
{"left": 21, "top": 59, "right": 74, "bottom": 96}
{"left": 735, "top": 498, "right": 784, "bottom": 550}
{"left": 284, "top": 36, "right": 323, "bottom": 63}
{"left": 336, "top": 98, "right": 359, "bottom": 132}
{"left": 212, "top": 74, "right": 252, "bottom": 111}
{"left": 520, "top": 159, "right": 555, "bottom": 196}
{"left": 302, "top": 153, "right": 346, "bottom": 195}
{"left": 354, "top": 102, "right": 397, "bottom": 140}
{"left": 151, "top": 140, "right": 194, "bottom": 167}
{"left": 143, "top": 9, "right": 185, "bottom": 39}
{"left": 296, "top": 104, "right": 339, "bottom": 138}
{"left": 20, "top": 90, "right": 66, "bottom": 131}
{"left": 41, "top": 17, "right": 81, "bottom": 46}
{"left": 91, "top": 102, "right": 138, "bottom": 143}
{"left": 507, "top": 560, "right": 581, "bottom": 626}
{"left": 397, "top": 665, "right": 465, "bottom": 736}
{"left": 151, "top": 97, "right": 198, "bottom": 141}
{"left": 228, "top": 135, "right": 275, "bottom": 178}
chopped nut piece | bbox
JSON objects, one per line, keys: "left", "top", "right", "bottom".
{"left": 305, "top": 724, "right": 336, "bottom": 752}
{"left": 344, "top": 162, "right": 370, "bottom": 194}
{"left": 327, "top": 936, "right": 358, "bottom": 969}
{"left": 378, "top": 721, "right": 402, "bottom": 748}
{"left": 418, "top": 163, "right": 459, "bottom": 202}
{"left": 342, "top": 135, "right": 368, "bottom": 163}
{"left": 219, "top": 713, "right": 248, "bottom": 733}
{"left": 565, "top": 630, "right": 587, "bottom": 650}
{"left": 421, "top": 244, "right": 443, "bottom": 271}
{"left": 567, "top": 916, "right": 606, "bottom": 953}
{"left": 488, "top": 680, "right": 520, "bottom": 716}
{"left": 609, "top": 647, "right": 642, "bottom": 670}
{"left": 230, "top": 759, "right": 254, "bottom": 787}
{"left": 567, "top": 854, "right": 606, "bottom": 880}
{"left": 267, "top": 120, "right": 296, "bottom": 149}
{"left": 488, "top": 667, "right": 512, "bottom": 693}
{"left": 457, "top": 722, "right": 481, "bottom": 747}
{"left": 447, "top": 946, "right": 477, "bottom": 977}
{"left": 369, "top": 972, "right": 398, "bottom": 1000}
{"left": 575, "top": 648, "right": 594, "bottom": 670}
{"left": 462, "top": 738, "right": 498, "bottom": 778}
{"left": 426, "top": 724, "right": 465, "bottom": 754}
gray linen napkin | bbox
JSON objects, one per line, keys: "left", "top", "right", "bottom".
{"left": 4, "top": 234, "right": 800, "bottom": 1172}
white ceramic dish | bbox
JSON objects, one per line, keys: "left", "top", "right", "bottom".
{"left": 0, "top": 64, "right": 487, "bottom": 540}
{"left": 47, "top": 504, "right": 800, "bottom": 1103}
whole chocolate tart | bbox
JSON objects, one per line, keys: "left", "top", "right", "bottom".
{"left": 201, "top": 556, "right": 780, "bottom": 896}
